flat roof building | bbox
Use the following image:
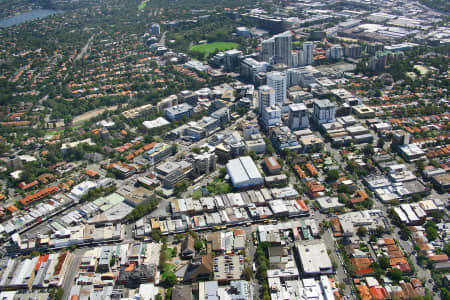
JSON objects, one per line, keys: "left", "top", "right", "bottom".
{"left": 164, "top": 104, "right": 194, "bottom": 121}
{"left": 226, "top": 156, "right": 263, "bottom": 189}
{"left": 295, "top": 241, "right": 333, "bottom": 276}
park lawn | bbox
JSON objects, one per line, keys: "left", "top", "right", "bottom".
{"left": 189, "top": 42, "right": 238, "bottom": 57}
{"left": 45, "top": 124, "right": 82, "bottom": 136}
{"left": 138, "top": 0, "right": 150, "bottom": 10}
{"left": 192, "top": 189, "right": 202, "bottom": 199}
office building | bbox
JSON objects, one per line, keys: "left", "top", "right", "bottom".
{"left": 266, "top": 71, "right": 287, "bottom": 106}
{"left": 312, "top": 99, "right": 335, "bottom": 125}
{"left": 288, "top": 103, "right": 309, "bottom": 130}
{"left": 302, "top": 42, "right": 314, "bottom": 66}
{"left": 164, "top": 104, "right": 193, "bottom": 121}
{"left": 224, "top": 49, "right": 243, "bottom": 72}
{"left": 236, "top": 27, "right": 251, "bottom": 37}
{"left": 192, "top": 153, "right": 217, "bottom": 177}
{"left": 144, "top": 143, "right": 173, "bottom": 165}
{"left": 258, "top": 85, "right": 275, "bottom": 114}
{"left": 240, "top": 58, "right": 269, "bottom": 83}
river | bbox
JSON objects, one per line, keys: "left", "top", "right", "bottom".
{"left": 0, "top": 9, "right": 62, "bottom": 28}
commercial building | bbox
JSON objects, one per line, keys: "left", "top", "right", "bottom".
{"left": 142, "top": 117, "right": 170, "bottom": 129}
{"left": 288, "top": 103, "right": 309, "bottom": 130}
{"left": 156, "top": 161, "right": 192, "bottom": 188}
{"left": 164, "top": 104, "right": 194, "bottom": 121}
{"left": 352, "top": 105, "right": 376, "bottom": 118}
{"left": 68, "top": 181, "right": 97, "bottom": 201}
{"left": 295, "top": 241, "right": 333, "bottom": 276}
{"left": 240, "top": 58, "right": 269, "bottom": 83}
{"left": 431, "top": 173, "right": 450, "bottom": 192}
{"left": 398, "top": 144, "right": 425, "bottom": 162}
{"left": 245, "top": 139, "right": 266, "bottom": 154}
{"left": 236, "top": 26, "right": 251, "bottom": 37}
{"left": 143, "top": 143, "right": 173, "bottom": 165}
{"left": 226, "top": 156, "right": 264, "bottom": 189}
{"left": 192, "top": 153, "right": 217, "bottom": 177}
{"left": 316, "top": 196, "right": 345, "bottom": 213}
{"left": 312, "top": 99, "right": 336, "bottom": 125}
{"left": 223, "top": 49, "right": 243, "bottom": 71}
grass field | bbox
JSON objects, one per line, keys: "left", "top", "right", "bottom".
{"left": 138, "top": 0, "right": 150, "bottom": 11}
{"left": 189, "top": 42, "right": 238, "bottom": 57}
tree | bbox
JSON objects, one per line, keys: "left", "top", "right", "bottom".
{"left": 53, "top": 287, "right": 64, "bottom": 300}
{"left": 164, "top": 272, "right": 177, "bottom": 287}
{"left": 194, "top": 239, "right": 203, "bottom": 251}
{"left": 337, "top": 184, "right": 350, "bottom": 194}
{"left": 388, "top": 268, "right": 402, "bottom": 282}
{"left": 357, "top": 226, "right": 368, "bottom": 237}
{"left": 362, "top": 144, "right": 375, "bottom": 156}
{"left": 174, "top": 179, "right": 190, "bottom": 196}
{"left": 444, "top": 243, "right": 450, "bottom": 257}
{"left": 151, "top": 230, "right": 161, "bottom": 241}
{"left": 379, "top": 255, "right": 390, "bottom": 269}
{"left": 110, "top": 256, "right": 116, "bottom": 267}
{"left": 326, "top": 169, "right": 340, "bottom": 182}
{"left": 415, "top": 160, "right": 425, "bottom": 173}
{"left": 399, "top": 225, "right": 411, "bottom": 240}
{"left": 264, "top": 138, "right": 275, "bottom": 155}
{"left": 242, "top": 266, "right": 253, "bottom": 281}
{"left": 426, "top": 225, "right": 438, "bottom": 241}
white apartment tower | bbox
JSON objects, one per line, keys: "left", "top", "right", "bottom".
{"left": 258, "top": 85, "right": 276, "bottom": 114}
{"left": 274, "top": 31, "right": 292, "bottom": 67}
{"left": 329, "top": 45, "right": 343, "bottom": 60}
{"left": 266, "top": 71, "right": 287, "bottom": 107}
{"left": 260, "top": 31, "right": 293, "bottom": 66}
{"left": 261, "top": 39, "right": 275, "bottom": 63}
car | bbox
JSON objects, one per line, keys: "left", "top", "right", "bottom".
{"left": 428, "top": 279, "right": 433, "bottom": 284}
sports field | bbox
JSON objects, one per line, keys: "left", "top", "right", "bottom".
{"left": 189, "top": 42, "right": 238, "bottom": 57}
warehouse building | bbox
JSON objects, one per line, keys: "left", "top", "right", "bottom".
{"left": 226, "top": 156, "right": 264, "bottom": 189}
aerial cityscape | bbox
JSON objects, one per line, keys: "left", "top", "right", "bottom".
{"left": 0, "top": 0, "right": 448, "bottom": 299}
